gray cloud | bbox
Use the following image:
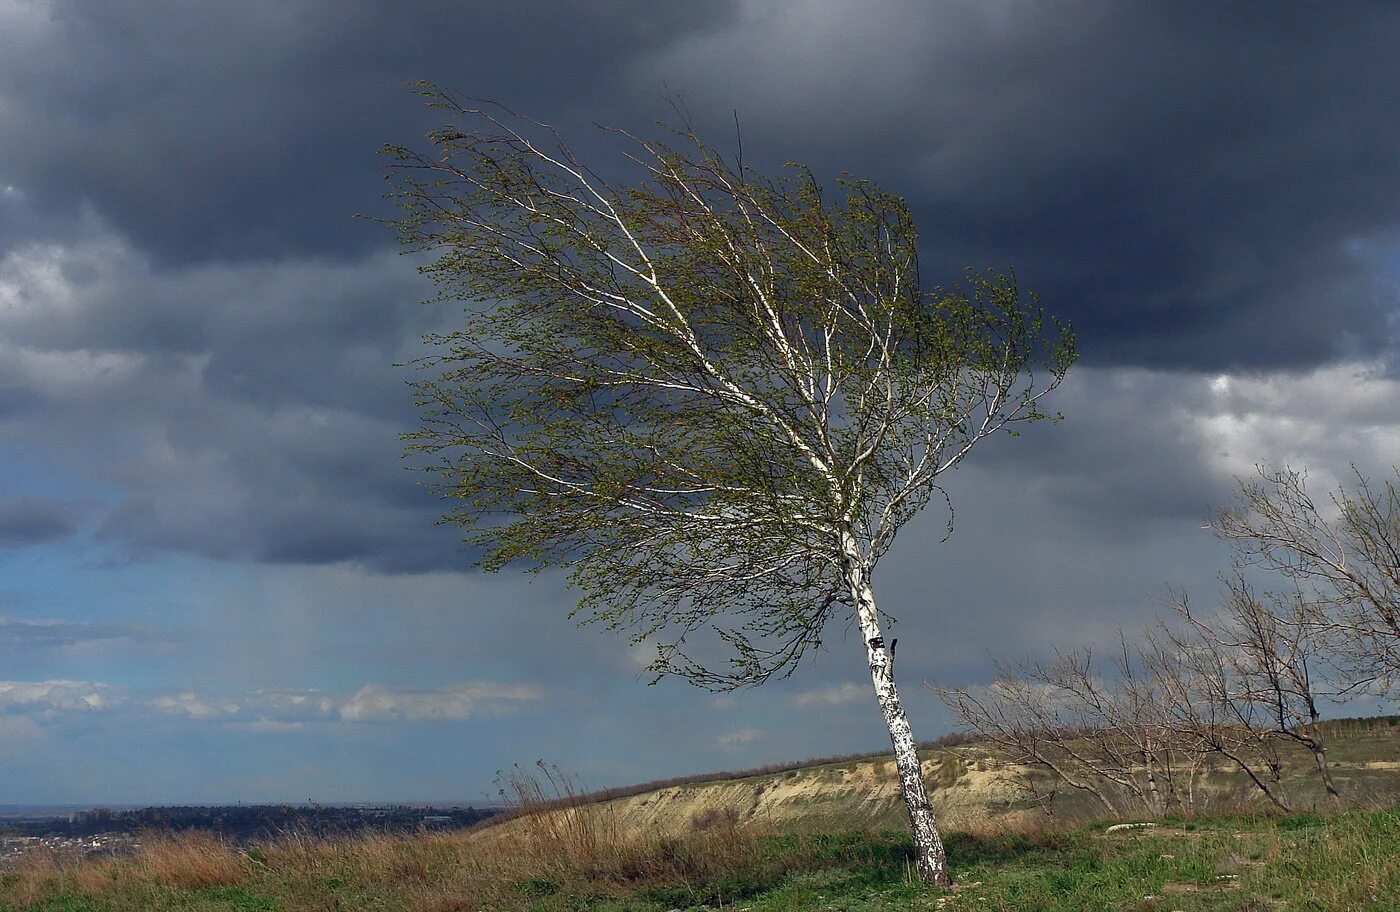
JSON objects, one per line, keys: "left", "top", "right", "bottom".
{"left": 0, "top": 0, "right": 730, "bottom": 264}
{"left": 0, "top": 2, "right": 1398, "bottom": 799}
{"left": 0, "top": 496, "right": 77, "bottom": 547}
{"left": 0, "top": 238, "right": 462, "bottom": 571}
{"left": 0, "top": 3, "right": 1394, "bottom": 368}
{"left": 0, "top": 1, "right": 1393, "bottom": 579}
{"left": 0, "top": 616, "right": 159, "bottom": 648}
{"left": 634, "top": 1, "right": 1400, "bottom": 369}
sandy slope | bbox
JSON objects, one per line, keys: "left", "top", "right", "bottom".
{"left": 486, "top": 722, "right": 1400, "bottom": 841}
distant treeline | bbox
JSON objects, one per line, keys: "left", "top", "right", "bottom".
{"left": 0, "top": 804, "right": 498, "bottom": 841}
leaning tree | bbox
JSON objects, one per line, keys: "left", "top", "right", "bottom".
{"left": 382, "top": 88, "right": 1074, "bottom": 885}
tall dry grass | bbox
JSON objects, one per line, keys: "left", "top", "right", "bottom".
{"left": 3, "top": 791, "right": 1396, "bottom": 911}
{"left": 1, "top": 830, "right": 247, "bottom": 909}
{"left": 0, "top": 762, "right": 793, "bottom": 912}
{"left": 403, "top": 762, "right": 785, "bottom": 910}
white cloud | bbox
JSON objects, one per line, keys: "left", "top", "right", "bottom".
{"left": 1186, "top": 359, "right": 1400, "bottom": 489}
{"left": 793, "top": 682, "right": 867, "bottom": 708}
{"left": 141, "top": 682, "right": 542, "bottom": 726}
{"left": 152, "top": 692, "right": 240, "bottom": 720}
{"left": 151, "top": 690, "right": 336, "bottom": 724}
{"left": 246, "top": 690, "right": 336, "bottom": 718}
{"left": 0, "top": 680, "right": 116, "bottom": 713}
{"left": 715, "top": 728, "right": 766, "bottom": 747}
{"left": 338, "top": 681, "right": 543, "bottom": 723}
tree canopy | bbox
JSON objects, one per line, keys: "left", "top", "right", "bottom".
{"left": 385, "top": 89, "right": 1075, "bottom": 690}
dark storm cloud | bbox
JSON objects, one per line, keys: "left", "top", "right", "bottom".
{"left": 0, "top": 0, "right": 731, "bottom": 264}
{"left": 1, "top": 2, "right": 1395, "bottom": 367}
{"left": 0, "top": 496, "right": 76, "bottom": 547}
{"left": 6, "top": 244, "right": 469, "bottom": 570}
{"left": 1, "top": 0, "right": 1398, "bottom": 577}
{"left": 7, "top": 3, "right": 1400, "bottom": 801}
{"left": 635, "top": 1, "right": 1400, "bottom": 368}
{"left": 969, "top": 369, "right": 1238, "bottom": 535}
{"left": 0, "top": 241, "right": 464, "bottom": 573}
{"left": 2, "top": 0, "right": 1397, "bottom": 371}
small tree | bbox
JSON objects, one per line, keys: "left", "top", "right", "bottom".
{"left": 1215, "top": 466, "right": 1400, "bottom": 702}
{"left": 935, "top": 638, "right": 1197, "bottom": 819}
{"left": 939, "top": 616, "right": 1317, "bottom": 817}
{"left": 1171, "top": 580, "right": 1340, "bottom": 801}
{"left": 1144, "top": 620, "right": 1294, "bottom": 812}
{"left": 383, "top": 89, "right": 1074, "bottom": 885}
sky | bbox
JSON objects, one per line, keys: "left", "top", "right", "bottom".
{"left": 2, "top": 0, "right": 1399, "bottom": 805}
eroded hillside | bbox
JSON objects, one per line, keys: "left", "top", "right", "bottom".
{"left": 584, "top": 719, "right": 1400, "bottom": 836}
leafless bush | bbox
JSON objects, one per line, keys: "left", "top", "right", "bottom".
{"left": 1138, "top": 621, "right": 1294, "bottom": 812}
{"left": 934, "top": 612, "right": 1332, "bottom": 817}
{"left": 1215, "top": 466, "right": 1400, "bottom": 701}
{"left": 934, "top": 636, "right": 1199, "bottom": 818}
{"left": 1170, "top": 578, "right": 1340, "bottom": 801}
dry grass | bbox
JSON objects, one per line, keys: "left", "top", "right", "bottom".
{"left": 417, "top": 763, "right": 789, "bottom": 910}
{"left": 2, "top": 765, "right": 1395, "bottom": 912}
{"left": 0, "top": 763, "right": 796, "bottom": 911}
{"left": 135, "top": 831, "right": 247, "bottom": 888}
{"left": 1, "top": 830, "right": 247, "bottom": 909}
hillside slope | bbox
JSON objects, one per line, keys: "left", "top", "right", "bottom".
{"left": 593, "top": 718, "right": 1400, "bottom": 836}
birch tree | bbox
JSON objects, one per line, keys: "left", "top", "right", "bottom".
{"left": 383, "top": 89, "right": 1075, "bottom": 885}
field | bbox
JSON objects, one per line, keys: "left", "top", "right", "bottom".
{"left": 3, "top": 719, "right": 1397, "bottom": 911}
{"left": 3, "top": 808, "right": 1399, "bottom": 911}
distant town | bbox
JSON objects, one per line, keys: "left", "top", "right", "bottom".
{"left": 0, "top": 803, "right": 500, "bottom": 868}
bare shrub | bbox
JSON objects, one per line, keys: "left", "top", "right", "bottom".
{"left": 1215, "top": 466, "right": 1400, "bottom": 701}
{"left": 935, "top": 618, "right": 1325, "bottom": 818}
{"left": 934, "top": 636, "right": 1198, "bottom": 818}
{"left": 1139, "top": 623, "right": 1294, "bottom": 812}
{"left": 1171, "top": 578, "right": 1341, "bottom": 801}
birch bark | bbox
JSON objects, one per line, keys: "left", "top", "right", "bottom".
{"left": 841, "top": 531, "right": 950, "bottom": 886}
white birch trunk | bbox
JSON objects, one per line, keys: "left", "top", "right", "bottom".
{"left": 840, "top": 530, "right": 951, "bottom": 886}
{"left": 1142, "top": 748, "right": 1163, "bottom": 817}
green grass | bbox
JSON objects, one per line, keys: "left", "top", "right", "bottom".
{"left": 4, "top": 807, "right": 1398, "bottom": 912}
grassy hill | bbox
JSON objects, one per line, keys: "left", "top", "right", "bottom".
{"left": 579, "top": 716, "right": 1400, "bottom": 837}
{"left": 4, "top": 810, "right": 1398, "bottom": 911}
{"left": 3, "top": 717, "right": 1397, "bottom": 911}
